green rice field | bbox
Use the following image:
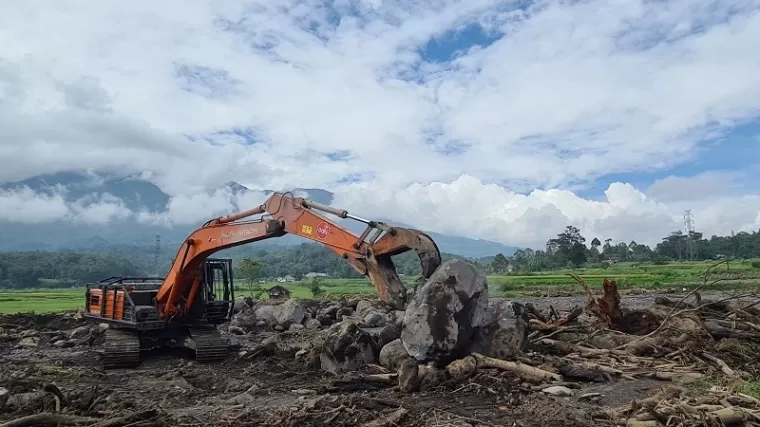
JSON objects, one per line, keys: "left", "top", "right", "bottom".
{"left": 1, "top": 259, "right": 758, "bottom": 314}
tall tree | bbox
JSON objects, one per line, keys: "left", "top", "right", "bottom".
{"left": 547, "top": 225, "right": 588, "bottom": 268}
{"left": 491, "top": 253, "right": 510, "bottom": 273}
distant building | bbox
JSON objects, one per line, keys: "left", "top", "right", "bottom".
{"left": 267, "top": 285, "right": 291, "bottom": 300}
{"left": 275, "top": 275, "right": 296, "bottom": 283}
{"left": 304, "top": 272, "right": 329, "bottom": 279}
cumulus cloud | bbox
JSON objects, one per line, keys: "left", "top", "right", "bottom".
{"left": 1, "top": 0, "right": 760, "bottom": 248}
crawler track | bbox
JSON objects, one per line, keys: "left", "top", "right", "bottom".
{"left": 102, "top": 328, "right": 141, "bottom": 369}
{"left": 189, "top": 326, "right": 229, "bottom": 363}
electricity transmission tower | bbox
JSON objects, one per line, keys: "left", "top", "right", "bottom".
{"left": 152, "top": 234, "right": 161, "bottom": 276}
{"left": 683, "top": 210, "right": 695, "bottom": 260}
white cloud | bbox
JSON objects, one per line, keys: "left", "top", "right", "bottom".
{"left": 2, "top": 176, "right": 758, "bottom": 250}
{"left": 0, "top": 187, "right": 130, "bottom": 224}
{"left": 1, "top": 0, "right": 760, "bottom": 248}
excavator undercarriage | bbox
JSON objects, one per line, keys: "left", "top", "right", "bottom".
{"left": 83, "top": 192, "right": 442, "bottom": 368}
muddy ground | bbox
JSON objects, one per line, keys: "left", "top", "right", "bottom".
{"left": 1, "top": 291, "right": 760, "bottom": 427}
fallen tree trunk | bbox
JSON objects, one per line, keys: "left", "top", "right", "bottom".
{"left": 0, "top": 414, "right": 99, "bottom": 427}
{"left": 471, "top": 352, "right": 562, "bottom": 383}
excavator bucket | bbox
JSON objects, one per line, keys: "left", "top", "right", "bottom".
{"left": 366, "top": 227, "right": 443, "bottom": 309}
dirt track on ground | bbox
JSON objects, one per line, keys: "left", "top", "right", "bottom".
{"left": 1, "top": 291, "right": 760, "bottom": 427}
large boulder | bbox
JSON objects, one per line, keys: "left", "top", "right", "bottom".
{"left": 468, "top": 300, "right": 529, "bottom": 360}
{"left": 273, "top": 299, "right": 305, "bottom": 329}
{"left": 401, "top": 259, "right": 489, "bottom": 364}
{"left": 320, "top": 320, "right": 378, "bottom": 374}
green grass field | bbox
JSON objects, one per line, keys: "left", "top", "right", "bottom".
{"left": 1, "top": 259, "right": 758, "bottom": 314}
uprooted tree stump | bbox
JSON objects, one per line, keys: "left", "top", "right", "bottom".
{"left": 570, "top": 275, "right": 659, "bottom": 335}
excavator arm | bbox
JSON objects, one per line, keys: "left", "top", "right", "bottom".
{"left": 155, "top": 192, "right": 441, "bottom": 316}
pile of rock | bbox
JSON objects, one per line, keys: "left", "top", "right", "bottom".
{"left": 317, "top": 259, "right": 530, "bottom": 389}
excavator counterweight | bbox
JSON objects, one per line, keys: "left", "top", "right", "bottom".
{"left": 83, "top": 192, "right": 442, "bottom": 368}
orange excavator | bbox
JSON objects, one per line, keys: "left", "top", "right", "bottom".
{"left": 83, "top": 191, "right": 441, "bottom": 368}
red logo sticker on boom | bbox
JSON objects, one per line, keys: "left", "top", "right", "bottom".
{"left": 316, "top": 222, "right": 330, "bottom": 239}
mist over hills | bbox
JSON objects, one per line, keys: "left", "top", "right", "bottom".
{"left": 0, "top": 172, "right": 519, "bottom": 258}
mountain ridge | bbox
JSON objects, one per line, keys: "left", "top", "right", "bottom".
{"left": 0, "top": 172, "right": 519, "bottom": 257}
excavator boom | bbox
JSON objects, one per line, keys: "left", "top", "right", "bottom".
{"left": 156, "top": 192, "right": 441, "bottom": 314}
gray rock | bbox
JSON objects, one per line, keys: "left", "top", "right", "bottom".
{"left": 364, "top": 312, "right": 388, "bottom": 327}
{"left": 0, "top": 387, "right": 8, "bottom": 407}
{"left": 379, "top": 339, "right": 411, "bottom": 371}
{"left": 469, "top": 300, "right": 529, "bottom": 359}
{"left": 289, "top": 323, "right": 305, "bottom": 331}
{"left": 274, "top": 299, "right": 305, "bottom": 329}
{"left": 542, "top": 385, "right": 574, "bottom": 397}
{"left": 401, "top": 259, "right": 489, "bottom": 364}
{"left": 230, "top": 311, "right": 258, "bottom": 330}
{"left": 336, "top": 307, "right": 353, "bottom": 322}
{"left": 304, "top": 318, "right": 322, "bottom": 330}
{"left": 377, "top": 323, "right": 401, "bottom": 348}
{"left": 255, "top": 305, "right": 277, "bottom": 326}
{"left": 69, "top": 326, "right": 91, "bottom": 340}
{"left": 53, "top": 339, "right": 75, "bottom": 348}
{"left": 18, "top": 337, "right": 39, "bottom": 348}
{"left": 320, "top": 320, "right": 378, "bottom": 374}
{"left": 355, "top": 300, "right": 375, "bottom": 316}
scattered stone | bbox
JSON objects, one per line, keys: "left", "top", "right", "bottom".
{"left": 0, "top": 387, "right": 8, "bottom": 408}
{"left": 320, "top": 320, "right": 378, "bottom": 374}
{"left": 419, "top": 364, "right": 447, "bottom": 389}
{"left": 304, "top": 318, "right": 322, "bottom": 330}
{"left": 255, "top": 305, "right": 278, "bottom": 326}
{"left": 446, "top": 356, "right": 477, "bottom": 382}
{"left": 18, "top": 337, "right": 39, "bottom": 348}
{"left": 336, "top": 307, "right": 354, "bottom": 322}
{"left": 379, "top": 339, "right": 411, "bottom": 371}
{"left": 377, "top": 323, "right": 401, "bottom": 348}
{"left": 53, "top": 339, "right": 74, "bottom": 348}
{"left": 346, "top": 297, "right": 362, "bottom": 309}
{"left": 228, "top": 326, "right": 246, "bottom": 335}
{"left": 274, "top": 299, "right": 305, "bottom": 329}
{"left": 356, "top": 300, "right": 376, "bottom": 317}
{"left": 69, "top": 326, "right": 90, "bottom": 340}
{"left": 295, "top": 349, "right": 308, "bottom": 359}
{"left": 542, "top": 386, "right": 574, "bottom": 397}
{"left": 230, "top": 311, "right": 258, "bottom": 330}
{"left": 21, "top": 329, "right": 38, "bottom": 338}
{"left": 289, "top": 323, "right": 305, "bottom": 331}
{"left": 398, "top": 359, "right": 421, "bottom": 393}
{"left": 274, "top": 325, "right": 285, "bottom": 332}
{"left": 364, "top": 312, "right": 388, "bottom": 327}
{"left": 401, "top": 259, "right": 489, "bottom": 364}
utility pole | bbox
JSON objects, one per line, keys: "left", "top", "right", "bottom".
{"left": 153, "top": 234, "right": 161, "bottom": 276}
{"left": 683, "top": 210, "right": 695, "bottom": 260}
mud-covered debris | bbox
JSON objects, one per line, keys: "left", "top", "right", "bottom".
{"left": 0, "top": 387, "right": 8, "bottom": 408}
{"left": 401, "top": 259, "right": 489, "bottom": 364}
{"left": 320, "top": 320, "right": 378, "bottom": 374}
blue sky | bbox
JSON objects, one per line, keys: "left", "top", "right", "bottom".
{"left": 1, "top": 0, "right": 759, "bottom": 247}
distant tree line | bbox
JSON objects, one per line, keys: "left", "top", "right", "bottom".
{"left": 487, "top": 226, "right": 760, "bottom": 274}
{"left": 2, "top": 227, "right": 759, "bottom": 288}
